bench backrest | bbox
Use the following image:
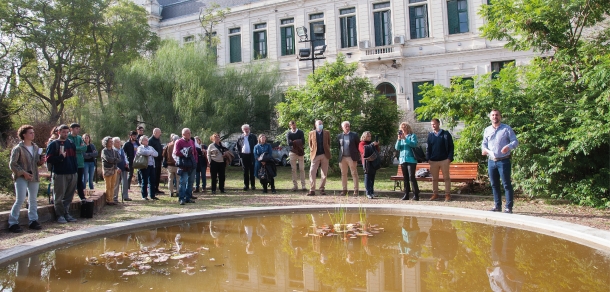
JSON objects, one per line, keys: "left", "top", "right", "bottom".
{"left": 395, "top": 163, "right": 478, "bottom": 179}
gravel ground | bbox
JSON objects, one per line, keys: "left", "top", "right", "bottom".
{"left": 1, "top": 188, "right": 609, "bottom": 251}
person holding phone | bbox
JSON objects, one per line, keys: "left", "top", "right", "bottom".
{"left": 395, "top": 122, "right": 420, "bottom": 201}
{"left": 8, "top": 125, "right": 46, "bottom": 232}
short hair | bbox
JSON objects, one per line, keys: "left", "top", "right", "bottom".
{"left": 101, "top": 136, "right": 113, "bottom": 147}
{"left": 431, "top": 118, "right": 441, "bottom": 124}
{"left": 400, "top": 122, "right": 413, "bottom": 135}
{"left": 57, "top": 124, "right": 69, "bottom": 131}
{"left": 257, "top": 134, "right": 266, "bottom": 144}
{"left": 360, "top": 131, "right": 371, "bottom": 141}
{"left": 112, "top": 137, "right": 121, "bottom": 143}
{"left": 341, "top": 121, "right": 350, "bottom": 128}
{"left": 137, "top": 126, "right": 144, "bottom": 130}
{"left": 139, "top": 135, "right": 148, "bottom": 144}
{"left": 130, "top": 131, "right": 138, "bottom": 136}
{"left": 210, "top": 133, "right": 220, "bottom": 142}
{"left": 171, "top": 134, "right": 179, "bottom": 142}
{"left": 17, "top": 125, "right": 34, "bottom": 140}
{"left": 69, "top": 123, "right": 80, "bottom": 129}
{"left": 289, "top": 120, "right": 296, "bottom": 125}
{"left": 490, "top": 109, "right": 502, "bottom": 117}
{"left": 241, "top": 124, "right": 250, "bottom": 130}
{"left": 181, "top": 128, "right": 190, "bottom": 135}
{"left": 153, "top": 128, "right": 161, "bottom": 135}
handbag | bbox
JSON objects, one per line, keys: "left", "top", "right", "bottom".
{"left": 103, "top": 167, "right": 116, "bottom": 177}
{"left": 411, "top": 146, "right": 427, "bottom": 163}
{"left": 258, "top": 166, "right": 268, "bottom": 181}
{"left": 133, "top": 154, "right": 148, "bottom": 169}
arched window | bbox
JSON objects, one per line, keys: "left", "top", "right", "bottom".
{"left": 376, "top": 82, "right": 396, "bottom": 103}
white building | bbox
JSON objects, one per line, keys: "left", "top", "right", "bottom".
{"left": 136, "top": 0, "right": 537, "bottom": 118}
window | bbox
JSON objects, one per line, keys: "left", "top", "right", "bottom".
{"left": 409, "top": 2, "right": 428, "bottom": 39}
{"left": 183, "top": 35, "right": 194, "bottom": 43}
{"left": 373, "top": 2, "right": 392, "bottom": 46}
{"left": 253, "top": 23, "right": 267, "bottom": 59}
{"left": 339, "top": 8, "right": 357, "bottom": 48}
{"left": 491, "top": 60, "right": 514, "bottom": 79}
{"left": 447, "top": 0, "right": 469, "bottom": 34}
{"left": 309, "top": 13, "right": 325, "bottom": 48}
{"left": 280, "top": 19, "right": 295, "bottom": 56}
{"left": 229, "top": 28, "right": 241, "bottom": 63}
{"left": 205, "top": 31, "right": 217, "bottom": 61}
{"left": 413, "top": 81, "right": 434, "bottom": 121}
{"left": 376, "top": 82, "right": 396, "bottom": 103}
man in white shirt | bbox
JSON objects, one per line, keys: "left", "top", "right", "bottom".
{"left": 236, "top": 124, "right": 258, "bottom": 190}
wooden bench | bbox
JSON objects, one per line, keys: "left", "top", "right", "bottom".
{"left": 391, "top": 163, "right": 478, "bottom": 193}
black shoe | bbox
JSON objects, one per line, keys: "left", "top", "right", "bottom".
{"left": 29, "top": 221, "right": 42, "bottom": 230}
{"left": 211, "top": 191, "right": 216, "bottom": 194}
{"left": 503, "top": 208, "right": 513, "bottom": 214}
{"left": 401, "top": 194, "right": 409, "bottom": 200}
{"left": 157, "top": 191, "right": 165, "bottom": 195}
{"left": 151, "top": 196, "right": 159, "bottom": 200}
{"left": 220, "top": 190, "right": 226, "bottom": 193}
{"left": 194, "top": 187, "right": 200, "bottom": 193}
{"left": 190, "top": 195, "right": 197, "bottom": 199}
{"left": 8, "top": 224, "right": 22, "bottom": 233}
{"left": 242, "top": 187, "right": 249, "bottom": 191}
{"left": 489, "top": 208, "right": 502, "bottom": 212}
{"left": 412, "top": 195, "right": 420, "bottom": 201}
{"left": 271, "top": 190, "right": 277, "bottom": 194}
{"left": 187, "top": 200, "right": 196, "bottom": 203}
{"left": 143, "top": 197, "right": 149, "bottom": 201}
{"left": 262, "top": 190, "right": 268, "bottom": 193}
{"left": 251, "top": 186, "right": 256, "bottom": 190}
{"left": 179, "top": 200, "right": 185, "bottom": 205}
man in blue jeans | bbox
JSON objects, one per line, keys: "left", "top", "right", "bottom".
{"left": 174, "top": 128, "right": 198, "bottom": 205}
{"left": 482, "top": 109, "right": 519, "bottom": 213}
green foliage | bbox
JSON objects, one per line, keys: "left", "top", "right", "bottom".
{"left": 84, "top": 40, "right": 281, "bottom": 140}
{"left": 198, "top": 2, "right": 229, "bottom": 49}
{"left": 0, "top": 148, "right": 13, "bottom": 194}
{"left": 276, "top": 54, "right": 401, "bottom": 167}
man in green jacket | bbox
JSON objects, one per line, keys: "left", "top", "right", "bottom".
{"left": 68, "top": 123, "right": 87, "bottom": 201}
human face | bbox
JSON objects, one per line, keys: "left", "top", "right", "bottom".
{"left": 213, "top": 135, "right": 220, "bottom": 143}
{"left": 342, "top": 123, "right": 350, "bottom": 134}
{"left": 58, "top": 128, "right": 69, "bottom": 140}
{"left": 260, "top": 135, "right": 266, "bottom": 144}
{"left": 289, "top": 122, "right": 297, "bottom": 131}
{"left": 130, "top": 134, "right": 137, "bottom": 142}
{"left": 23, "top": 129, "right": 35, "bottom": 142}
{"left": 242, "top": 126, "right": 250, "bottom": 135}
{"left": 182, "top": 129, "right": 191, "bottom": 140}
{"left": 113, "top": 139, "right": 121, "bottom": 149}
{"left": 71, "top": 127, "right": 80, "bottom": 135}
{"left": 430, "top": 120, "right": 440, "bottom": 133}
{"left": 153, "top": 129, "right": 161, "bottom": 138}
{"left": 137, "top": 128, "right": 144, "bottom": 135}
{"left": 364, "top": 133, "right": 371, "bottom": 142}
{"left": 106, "top": 139, "right": 113, "bottom": 149}
{"left": 490, "top": 111, "right": 502, "bottom": 126}
{"left": 83, "top": 135, "right": 90, "bottom": 144}
{"left": 141, "top": 138, "right": 148, "bottom": 146}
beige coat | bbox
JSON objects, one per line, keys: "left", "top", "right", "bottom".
{"left": 9, "top": 142, "right": 44, "bottom": 182}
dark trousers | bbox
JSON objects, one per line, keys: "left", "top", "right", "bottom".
{"left": 401, "top": 163, "right": 420, "bottom": 196}
{"left": 241, "top": 153, "right": 255, "bottom": 189}
{"left": 154, "top": 158, "right": 162, "bottom": 192}
{"left": 364, "top": 170, "right": 376, "bottom": 196}
{"left": 196, "top": 164, "right": 207, "bottom": 189}
{"left": 127, "top": 162, "right": 135, "bottom": 189}
{"left": 260, "top": 178, "right": 275, "bottom": 192}
{"left": 139, "top": 165, "right": 157, "bottom": 199}
{"left": 76, "top": 167, "right": 85, "bottom": 200}
{"left": 488, "top": 159, "right": 514, "bottom": 210}
{"left": 210, "top": 160, "right": 226, "bottom": 192}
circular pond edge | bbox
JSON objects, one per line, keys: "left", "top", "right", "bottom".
{"left": 1, "top": 204, "right": 610, "bottom": 266}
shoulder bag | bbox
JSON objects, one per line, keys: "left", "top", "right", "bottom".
{"left": 133, "top": 154, "right": 148, "bottom": 169}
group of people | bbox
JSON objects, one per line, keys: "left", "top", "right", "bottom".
{"left": 6, "top": 108, "right": 518, "bottom": 232}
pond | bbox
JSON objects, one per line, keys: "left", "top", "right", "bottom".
{"left": 1, "top": 211, "right": 609, "bottom": 291}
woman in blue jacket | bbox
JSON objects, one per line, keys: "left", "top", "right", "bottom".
{"left": 254, "top": 134, "right": 276, "bottom": 193}
{"left": 395, "top": 122, "right": 420, "bottom": 201}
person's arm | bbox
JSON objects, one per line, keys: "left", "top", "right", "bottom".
{"left": 207, "top": 144, "right": 213, "bottom": 162}
{"left": 308, "top": 132, "right": 314, "bottom": 149}
{"left": 447, "top": 133, "right": 454, "bottom": 162}
{"left": 395, "top": 139, "right": 403, "bottom": 151}
{"left": 405, "top": 134, "right": 418, "bottom": 147}
{"left": 74, "top": 136, "right": 86, "bottom": 154}
{"left": 286, "top": 131, "right": 292, "bottom": 146}
{"left": 46, "top": 142, "right": 64, "bottom": 164}
{"left": 173, "top": 140, "right": 184, "bottom": 157}
{"left": 504, "top": 126, "right": 519, "bottom": 153}
{"left": 426, "top": 133, "right": 432, "bottom": 161}
{"left": 9, "top": 147, "right": 25, "bottom": 178}
{"left": 358, "top": 141, "right": 365, "bottom": 155}
{"left": 481, "top": 129, "right": 490, "bottom": 156}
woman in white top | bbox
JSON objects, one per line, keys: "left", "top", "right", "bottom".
{"left": 207, "top": 133, "right": 228, "bottom": 194}
{"left": 137, "top": 135, "right": 159, "bottom": 200}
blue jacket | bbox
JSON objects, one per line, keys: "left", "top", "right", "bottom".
{"left": 395, "top": 134, "right": 418, "bottom": 164}
{"left": 254, "top": 143, "right": 276, "bottom": 179}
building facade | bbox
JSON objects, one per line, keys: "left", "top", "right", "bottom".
{"left": 137, "top": 0, "right": 538, "bottom": 117}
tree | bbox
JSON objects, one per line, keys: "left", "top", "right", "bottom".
{"left": 199, "top": 2, "right": 230, "bottom": 50}
{"left": 276, "top": 54, "right": 401, "bottom": 167}
{"left": 416, "top": 1, "right": 610, "bottom": 207}
{"left": 84, "top": 40, "right": 281, "bottom": 140}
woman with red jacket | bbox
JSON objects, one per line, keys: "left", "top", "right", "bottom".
{"left": 358, "top": 131, "right": 380, "bottom": 199}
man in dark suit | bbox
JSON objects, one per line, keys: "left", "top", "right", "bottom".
{"left": 236, "top": 124, "right": 258, "bottom": 190}
{"left": 122, "top": 131, "right": 139, "bottom": 189}
{"left": 308, "top": 120, "right": 331, "bottom": 196}
{"left": 337, "top": 121, "right": 360, "bottom": 195}
{"left": 148, "top": 128, "right": 164, "bottom": 195}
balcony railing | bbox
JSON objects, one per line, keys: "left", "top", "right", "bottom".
{"left": 365, "top": 45, "right": 395, "bottom": 56}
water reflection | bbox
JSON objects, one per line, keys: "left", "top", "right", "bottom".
{"left": 1, "top": 214, "right": 609, "bottom": 291}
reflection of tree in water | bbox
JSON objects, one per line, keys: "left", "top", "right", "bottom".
{"left": 421, "top": 221, "right": 610, "bottom": 291}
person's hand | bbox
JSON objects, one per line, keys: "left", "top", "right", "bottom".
{"left": 23, "top": 172, "right": 33, "bottom": 181}
{"left": 61, "top": 151, "right": 67, "bottom": 157}
{"left": 501, "top": 146, "right": 510, "bottom": 154}
{"left": 482, "top": 149, "right": 488, "bottom": 156}
{"left": 117, "top": 169, "right": 121, "bottom": 174}
{"left": 373, "top": 141, "right": 379, "bottom": 146}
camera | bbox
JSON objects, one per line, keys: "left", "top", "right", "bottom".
{"left": 397, "top": 130, "right": 403, "bottom": 135}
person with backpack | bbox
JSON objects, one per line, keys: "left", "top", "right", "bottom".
{"left": 426, "top": 119, "right": 455, "bottom": 202}
{"left": 359, "top": 131, "right": 380, "bottom": 199}
{"left": 395, "top": 122, "right": 421, "bottom": 201}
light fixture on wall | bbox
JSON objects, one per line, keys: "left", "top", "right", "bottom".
{"left": 346, "top": 52, "right": 352, "bottom": 58}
